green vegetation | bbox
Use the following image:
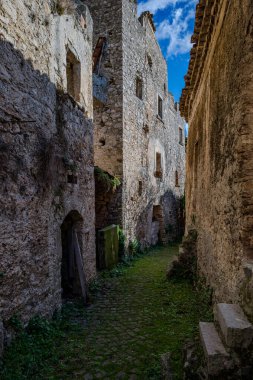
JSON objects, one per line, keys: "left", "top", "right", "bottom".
{"left": 94, "top": 166, "right": 121, "bottom": 191}
{"left": 53, "top": 0, "right": 77, "bottom": 15}
{"left": 128, "top": 239, "right": 143, "bottom": 256}
{"left": 0, "top": 246, "right": 212, "bottom": 380}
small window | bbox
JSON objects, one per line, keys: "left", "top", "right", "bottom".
{"left": 138, "top": 181, "right": 143, "bottom": 196}
{"left": 147, "top": 54, "right": 153, "bottom": 68}
{"left": 179, "top": 128, "right": 183, "bottom": 145}
{"left": 155, "top": 152, "right": 162, "bottom": 178}
{"left": 68, "top": 174, "right": 78, "bottom": 184}
{"left": 136, "top": 77, "right": 143, "bottom": 99}
{"left": 93, "top": 37, "right": 107, "bottom": 74}
{"left": 158, "top": 95, "right": 163, "bottom": 119}
{"left": 175, "top": 171, "right": 179, "bottom": 187}
{"left": 66, "top": 49, "right": 81, "bottom": 102}
{"left": 99, "top": 138, "right": 106, "bottom": 146}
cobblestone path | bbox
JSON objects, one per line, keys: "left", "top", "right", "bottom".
{"left": 1, "top": 245, "right": 211, "bottom": 380}
{"left": 67, "top": 246, "right": 206, "bottom": 380}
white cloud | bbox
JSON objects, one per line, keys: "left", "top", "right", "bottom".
{"left": 138, "top": 0, "right": 197, "bottom": 57}
{"left": 156, "top": 7, "right": 195, "bottom": 57}
{"left": 138, "top": 0, "right": 193, "bottom": 15}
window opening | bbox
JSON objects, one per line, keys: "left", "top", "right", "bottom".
{"left": 175, "top": 171, "right": 180, "bottom": 187}
{"left": 155, "top": 152, "right": 162, "bottom": 178}
{"left": 99, "top": 138, "right": 106, "bottom": 146}
{"left": 93, "top": 37, "right": 107, "bottom": 75}
{"left": 138, "top": 181, "right": 143, "bottom": 196}
{"left": 147, "top": 54, "right": 153, "bottom": 68}
{"left": 68, "top": 174, "right": 78, "bottom": 184}
{"left": 136, "top": 76, "right": 143, "bottom": 100}
{"left": 66, "top": 49, "right": 81, "bottom": 102}
{"left": 158, "top": 95, "right": 163, "bottom": 119}
{"left": 179, "top": 128, "right": 183, "bottom": 145}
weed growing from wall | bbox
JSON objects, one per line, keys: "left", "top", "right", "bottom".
{"left": 94, "top": 166, "right": 121, "bottom": 192}
{"left": 52, "top": 0, "right": 77, "bottom": 15}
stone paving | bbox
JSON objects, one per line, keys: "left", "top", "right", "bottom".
{"left": 59, "top": 245, "right": 206, "bottom": 380}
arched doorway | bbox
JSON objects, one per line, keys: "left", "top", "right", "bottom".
{"left": 152, "top": 205, "right": 167, "bottom": 246}
{"left": 61, "top": 211, "right": 87, "bottom": 302}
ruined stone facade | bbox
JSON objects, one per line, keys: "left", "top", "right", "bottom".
{"left": 0, "top": 0, "right": 96, "bottom": 327}
{"left": 84, "top": 0, "right": 186, "bottom": 247}
{"left": 180, "top": 0, "right": 253, "bottom": 316}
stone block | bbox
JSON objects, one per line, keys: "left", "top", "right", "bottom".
{"left": 215, "top": 303, "right": 253, "bottom": 348}
{"left": 199, "top": 322, "right": 230, "bottom": 376}
{"left": 97, "top": 225, "right": 119, "bottom": 270}
{"left": 160, "top": 352, "right": 173, "bottom": 380}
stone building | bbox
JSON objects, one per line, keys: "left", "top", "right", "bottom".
{"left": 0, "top": 0, "right": 96, "bottom": 332}
{"left": 84, "top": 0, "right": 186, "bottom": 248}
{"left": 180, "top": 0, "right": 253, "bottom": 316}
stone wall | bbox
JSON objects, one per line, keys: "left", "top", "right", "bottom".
{"left": 82, "top": 0, "right": 123, "bottom": 177}
{"left": 180, "top": 0, "right": 253, "bottom": 315}
{"left": 82, "top": 0, "right": 124, "bottom": 231}
{"left": 122, "top": 1, "right": 185, "bottom": 246}
{"left": 0, "top": 0, "right": 96, "bottom": 327}
{"left": 84, "top": 0, "right": 185, "bottom": 247}
{"left": 0, "top": 0, "right": 93, "bottom": 117}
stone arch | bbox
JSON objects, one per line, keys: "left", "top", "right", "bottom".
{"left": 61, "top": 210, "right": 87, "bottom": 301}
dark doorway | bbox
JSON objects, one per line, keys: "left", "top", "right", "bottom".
{"left": 152, "top": 205, "right": 167, "bottom": 245}
{"left": 61, "top": 211, "right": 87, "bottom": 301}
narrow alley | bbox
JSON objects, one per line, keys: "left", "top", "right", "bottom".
{"left": 1, "top": 246, "right": 211, "bottom": 380}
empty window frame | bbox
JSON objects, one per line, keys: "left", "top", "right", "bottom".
{"left": 68, "top": 174, "right": 78, "bottom": 184}
{"left": 147, "top": 54, "right": 153, "bottom": 69}
{"left": 175, "top": 171, "right": 180, "bottom": 187}
{"left": 138, "top": 181, "right": 143, "bottom": 196}
{"left": 136, "top": 76, "right": 143, "bottom": 100}
{"left": 93, "top": 36, "right": 107, "bottom": 74}
{"left": 155, "top": 152, "right": 162, "bottom": 178}
{"left": 158, "top": 95, "right": 163, "bottom": 119}
{"left": 179, "top": 127, "right": 183, "bottom": 145}
{"left": 66, "top": 49, "right": 81, "bottom": 102}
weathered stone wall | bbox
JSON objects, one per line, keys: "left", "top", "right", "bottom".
{"left": 0, "top": 0, "right": 93, "bottom": 117}
{"left": 0, "top": 1, "right": 95, "bottom": 327}
{"left": 82, "top": 0, "right": 124, "bottom": 230}
{"left": 82, "top": 0, "right": 123, "bottom": 177}
{"left": 122, "top": 1, "right": 185, "bottom": 246}
{"left": 180, "top": 0, "right": 253, "bottom": 314}
{"left": 83, "top": 0, "right": 185, "bottom": 247}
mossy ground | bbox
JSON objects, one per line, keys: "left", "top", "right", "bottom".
{"left": 0, "top": 245, "right": 212, "bottom": 380}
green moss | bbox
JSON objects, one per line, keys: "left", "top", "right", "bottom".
{"left": 94, "top": 166, "right": 121, "bottom": 191}
{"left": 0, "top": 246, "right": 211, "bottom": 380}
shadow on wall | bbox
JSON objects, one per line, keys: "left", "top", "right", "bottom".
{"left": 0, "top": 39, "right": 94, "bottom": 326}
{"left": 161, "top": 189, "right": 185, "bottom": 240}
{"left": 136, "top": 189, "right": 185, "bottom": 248}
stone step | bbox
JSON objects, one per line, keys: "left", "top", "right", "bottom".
{"left": 215, "top": 303, "right": 253, "bottom": 348}
{"left": 199, "top": 322, "right": 230, "bottom": 376}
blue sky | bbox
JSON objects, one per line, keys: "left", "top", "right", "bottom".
{"left": 138, "top": 0, "right": 197, "bottom": 102}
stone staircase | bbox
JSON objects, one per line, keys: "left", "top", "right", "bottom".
{"left": 199, "top": 303, "right": 253, "bottom": 379}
